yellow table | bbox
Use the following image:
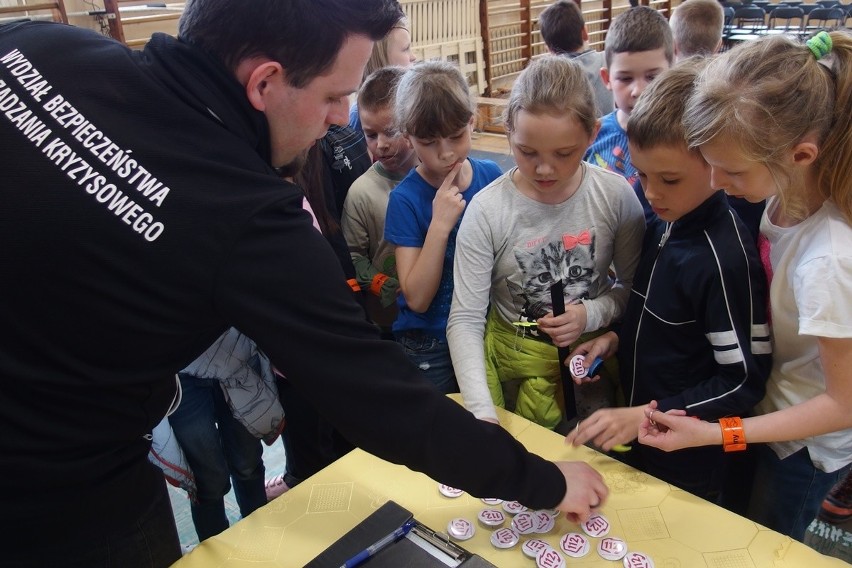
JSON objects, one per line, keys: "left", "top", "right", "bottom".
{"left": 174, "top": 400, "right": 848, "bottom": 567}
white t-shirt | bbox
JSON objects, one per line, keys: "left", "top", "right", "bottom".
{"left": 756, "top": 197, "right": 852, "bottom": 472}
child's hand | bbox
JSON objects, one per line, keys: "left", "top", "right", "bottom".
{"left": 431, "top": 162, "right": 466, "bottom": 234}
{"left": 569, "top": 332, "right": 618, "bottom": 384}
{"left": 638, "top": 401, "right": 707, "bottom": 452}
{"left": 565, "top": 407, "right": 644, "bottom": 451}
{"left": 537, "top": 303, "right": 587, "bottom": 347}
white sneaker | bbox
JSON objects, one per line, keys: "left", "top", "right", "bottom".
{"left": 265, "top": 473, "right": 290, "bottom": 501}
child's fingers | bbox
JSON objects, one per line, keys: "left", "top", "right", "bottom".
{"left": 439, "top": 161, "right": 464, "bottom": 192}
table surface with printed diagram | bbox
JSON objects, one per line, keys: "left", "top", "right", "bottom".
{"left": 174, "top": 395, "right": 848, "bottom": 568}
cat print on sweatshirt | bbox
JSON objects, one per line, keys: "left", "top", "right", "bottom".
{"left": 508, "top": 231, "right": 595, "bottom": 338}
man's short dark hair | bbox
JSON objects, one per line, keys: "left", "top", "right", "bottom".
{"left": 179, "top": 0, "right": 404, "bottom": 88}
{"left": 538, "top": 0, "right": 586, "bottom": 55}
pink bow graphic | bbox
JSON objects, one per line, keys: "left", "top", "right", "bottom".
{"left": 562, "top": 230, "right": 592, "bottom": 250}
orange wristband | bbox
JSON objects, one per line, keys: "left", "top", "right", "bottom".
{"left": 347, "top": 278, "right": 361, "bottom": 293}
{"left": 370, "top": 273, "right": 390, "bottom": 296}
{"left": 719, "top": 417, "right": 746, "bottom": 452}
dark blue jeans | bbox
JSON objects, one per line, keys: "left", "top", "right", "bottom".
{"left": 169, "top": 373, "right": 267, "bottom": 541}
{"left": 395, "top": 329, "right": 459, "bottom": 394}
{"left": 748, "top": 444, "right": 851, "bottom": 541}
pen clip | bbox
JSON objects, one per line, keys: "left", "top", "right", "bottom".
{"left": 338, "top": 518, "right": 417, "bottom": 568}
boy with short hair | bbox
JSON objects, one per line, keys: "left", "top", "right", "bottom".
{"left": 669, "top": 0, "right": 725, "bottom": 61}
{"left": 583, "top": 6, "right": 673, "bottom": 187}
{"left": 342, "top": 66, "right": 419, "bottom": 336}
{"left": 567, "top": 60, "right": 771, "bottom": 503}
{"left": 538, "top": 0, "right": 613, "bottom": 116}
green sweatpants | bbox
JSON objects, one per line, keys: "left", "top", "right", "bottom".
{"left": 483, "top": 309, "right": 620, "bottom": 431}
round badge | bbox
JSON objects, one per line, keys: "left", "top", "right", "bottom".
{"left": 447, "top": 518, "right": 475, "bottom": 541}
{"left": 536, "top": 546, "right": 566, "bottom": 568}
{"left": 568, "top": 354, "right": 590, "bottom": 379}
{"left": 532, "top": 510, "right": 555, "bottom": 533}
{"left": 438, "top": 484, "right": 463, "bottom": 498}
{"left": 559, "top": 532, "right": 591, "bottom": 558}
{"left": 490, "top": 527, "right": 520, "bottom": 549}
{"left": 522, "top": 538, "right": 550, "bottom": 559}
{"left": 581, "top": 513, "right": 611, "bottom": 537}
{"left": 623, "top": 552, "right": 655, "bottom": 568}
{"left": 502, "top": 500, "right": 528, "bottom": 515}
{"left": 597, "top": 537, "right": 627, "bottom": 561}
{"left": 477, "top": 508, "right": 506, "bottom": 527}
{"left": 568, "top": 355, "right": 603, "bottom": 378}
{"left": 511, "top": 511, "right": 538, "bottom": 535}
{"left": 481, "top": 498, "right": 503, "bottom": 506}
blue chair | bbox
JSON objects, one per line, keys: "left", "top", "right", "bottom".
{"left": 798, "top": 3, "right": 822, "bottom": 13}
{"left": 766, "top": 5, "right": 806, "bottom": 35}
{"left": 805, "top": 5, "right": 845, "bottom": 30}
{"left": 722, "top": 6, "right": 737, "bottom": 47}
{"left": 816, "top": 0, "right": 840, "bottom": 7}
{"left": 729, "top": 5, "right": 768, "bottom": 42}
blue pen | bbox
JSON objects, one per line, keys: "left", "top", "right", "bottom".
{"left": 339, "top": 519, "right": 418, "bottom": 568}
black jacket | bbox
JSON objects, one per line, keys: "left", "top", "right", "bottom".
{"left": 619, "top": 191, "right": 772, "bottom": 419}
{"left": 0, "top": 22, "right": 564, "bottom": 549}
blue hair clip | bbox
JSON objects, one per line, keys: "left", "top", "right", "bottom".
{"left": 807, "top": 31, "right": 832, "bottom": 61}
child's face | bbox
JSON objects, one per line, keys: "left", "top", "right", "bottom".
{"left": 509, "top": 110, "right": 598, "bottom": 203}
{"left": 360, "top": 105, "right": 417, "bottom": 175}
{"left": 406, "top": 120, "right": 473, "bottom": 182}
{"left": 629, "top": 141, "right": 716, "bottom": 222}
{"left": 699, "top": 138, "right": 777, "bottom": 203}
{"left": 602, "top": 48, "right": 670, "bottom": 118}
{"left": 386, "top": 27, "right": 416, "bottom": 68}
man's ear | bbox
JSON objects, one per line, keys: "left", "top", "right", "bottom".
{"left": 581, "top": 26, "right": 589, "bottom": 43}
{"left": 601, "top": 67, "right": 612, "bottom": 91}
{"left": 244, "top": 61, "right": 285, "bottom": 112}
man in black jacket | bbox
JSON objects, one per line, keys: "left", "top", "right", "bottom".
{"left": 0, "top": 1, "right": 606, "bottom": 565}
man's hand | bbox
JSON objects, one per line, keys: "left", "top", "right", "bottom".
{"left": 553, "top": 461, "right": 608, "bottom": 523}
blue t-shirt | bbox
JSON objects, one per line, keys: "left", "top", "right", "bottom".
{"left": 348, "top": 102, "right": 362, "bottom": 133}
{"left": 384, "top": 158, "right": 502, "bottom": 339}
{"left": 583, "top": 111, "right": 638, "bottom": 187}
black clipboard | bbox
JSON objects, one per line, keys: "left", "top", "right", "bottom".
{"left": 304, "top": 501, "right": 496, "bottom": 567}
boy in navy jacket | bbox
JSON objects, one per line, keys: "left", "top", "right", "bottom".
{"left": 566, "top": 59, "right": 771, "bottom": 502}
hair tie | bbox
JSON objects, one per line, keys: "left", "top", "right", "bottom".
{"left": 807, "top": 31, "right": 832, "bottom": 61}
